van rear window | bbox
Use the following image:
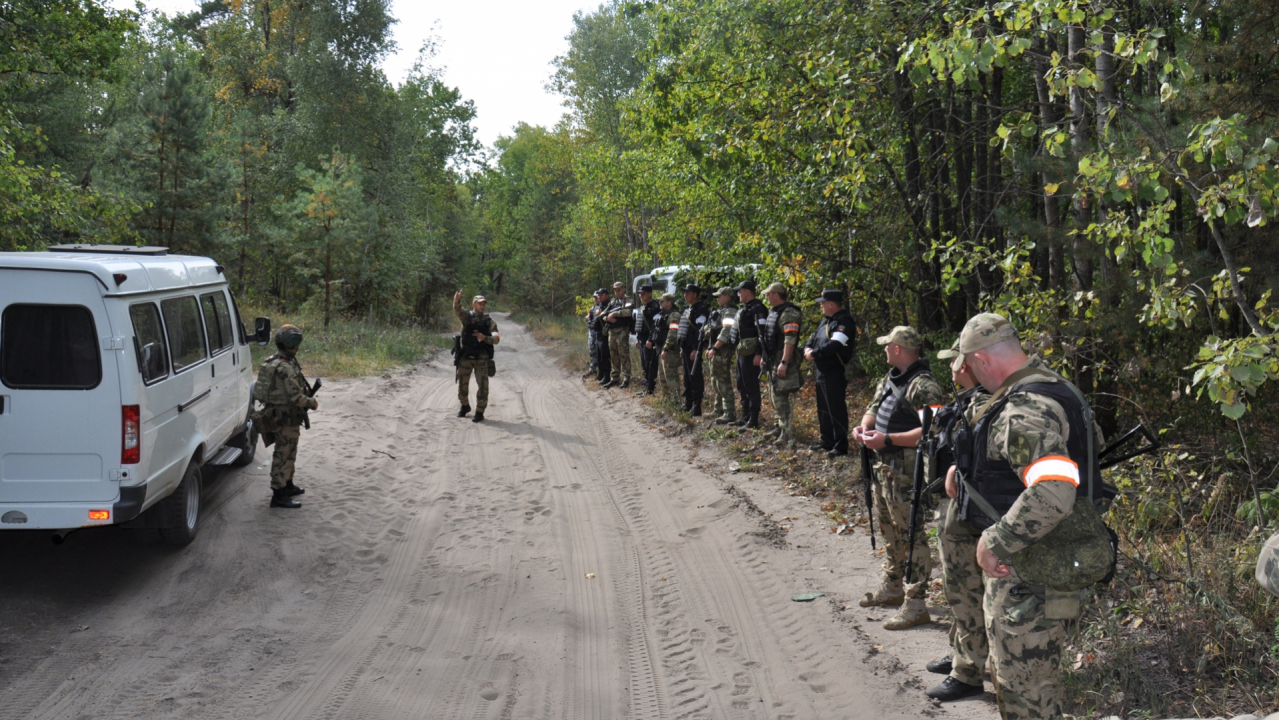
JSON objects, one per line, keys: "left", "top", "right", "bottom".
{"left": 161, "top": 296, "right": 208, "bottom": 372}
{"left": 1, "top": 305, "right": 102, "bottom": 390}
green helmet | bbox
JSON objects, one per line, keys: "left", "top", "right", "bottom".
{"left": 275, "top": 324, "right": 303, "bottom": 350}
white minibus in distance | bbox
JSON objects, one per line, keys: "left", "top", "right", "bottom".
{"left": 0, "top": 245, "right": 269, "bottom": 545}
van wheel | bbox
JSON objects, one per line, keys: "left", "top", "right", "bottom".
{"left": 230, "top": 421, "right": 258, "bottom": 468}
{"left": 158, "top": 461, "right": 201, "bottom": 546}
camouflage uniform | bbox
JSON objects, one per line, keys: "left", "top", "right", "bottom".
{"left": 657, "top": 295, "right": 682, "bottom": 400}
{"left": 1258, "top": 530, "right": 1279, "bottom": 597}
{"left": 253, "top": 352, "right": 317, "bottom": 491}
{"left": 604, "top": 287, "right": 633, "bottom": 385}
{"left": 707, "top": 289, "right": 738, "bottom": 422}
{"left": 864, "top": 365, "right": 946, "bottom": 602}
{"left": 762, "top": 285, "right": 804, "bottom": 447}
{"left": 454, "top": 295, "right": 500, "bottom": 412}
{"left": 957, "top": 313, "right": 1106, "bottom": 720}
{"left": 935, "top": 378, "right": 993, "bottom": 688}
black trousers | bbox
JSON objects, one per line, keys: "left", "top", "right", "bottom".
{"left": 594, "top": 334, "right": 611, "bottom": 382}
{"left": 814, "top": 370, "right": 849, "bottom": 451}
{"left": 681, "top": 349, "right": 704, "bottom": 405}
{"left": 640, "top": 342, "right": 659, "bottom": 389}
{"left": 736, "top": 355, "right": 762, "bottom": 418}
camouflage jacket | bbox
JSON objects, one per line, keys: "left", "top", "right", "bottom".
{"left": 454, "top": 296, "right": 500, "bottom": 347}
{"left": 865, "top": 367, "right": 946, "bottom": 418}
{"left": 253, "top": 353, "right": 317, "bottom": 428}
{"left": 662, "top": 306, "right": 682, "bottom": 352}
{"left": 979, "top": 355, "right": 1106, "bottom": 560}
{"left": 603, "top": 295, "right": 633, "bottom": 332}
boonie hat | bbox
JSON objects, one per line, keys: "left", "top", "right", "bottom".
{"left": 639, "top": 284, "right": 653, "bottom": 293}
{"left": 814, "top": 289, "right": 844, "bottom": 304}
{"left": 736, "top": 279, "right": 758, "bottom": 292}
{"left": 716, "top": 286, "right": 736, "bottom": 297}
{"left": 682, "top": 283, "right": 701, "bottom": 294}
{"left": 876, "top": 325, "right": 922, "bottom": 349}
{"left": 762, "top": 282, "right": 786, "bottom": 297}
{"left": 958, "top": 313, "right": 1019, "bottom": 354}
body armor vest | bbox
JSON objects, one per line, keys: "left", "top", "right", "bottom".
{"left": 653, "top": 307, "right": 675, "bottom": 347}
{"left": 959, "top": 380, "right": 1101, "bottom": 531}
{"left": 931, "top": 387, "right": 984, "bottom": 481}
{"left": 762, "top": 302, "right": 800, "bottom": 359}
{"left": 731, "top": 299, "right": 764, "bottom": 344}
{"left": 873, "top": 360, "right": 933, "bottom": 435}
{"left": 461, "top": 312, "right": 495, "bottom": 359}
{"left": 637, "top": 300, "right": 659, "bottom": 339}
{"left": 677, "top": 302, "right": 707, "bottom": 350}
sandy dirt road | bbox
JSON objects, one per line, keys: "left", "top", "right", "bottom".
{"left": 0, "top": 315, "right": 992, "bottom": 719}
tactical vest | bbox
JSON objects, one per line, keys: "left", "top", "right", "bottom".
{"left": 605, "top": 297, "right": 630, "bottom": 332}
{"left": 253, "top": 355, "right": 294, "bottom": 405}
{"left": 873, "top": 360, "right": 934, "bottom": 435}
{"left": 461, "top": 312, "right": 495, "bottom": 359}
{"left": 718, "top": 306, "right": 739, "bottom": 347}
{"left": 654, "top": 307, "right": 675, "bottom": 347}
{"left": 812, "top": 310, "right": 855, "bottom": 371}
{"left": 762, "top": 302, "right": 800, "bottom": 359}
{"left": 931, "top": 387, "right": 985, "bottom": 481}
{"left": 677, "top": 302, "right": 707, "bottom": 350}
{"left": 959, "top": 379, "right": 1102, "bottom": 531}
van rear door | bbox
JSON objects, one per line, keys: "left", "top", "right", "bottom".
{"left": 0, "top": 270, "right": 122, "bottom": 503}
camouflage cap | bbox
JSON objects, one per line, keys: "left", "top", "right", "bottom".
{"left": 612, "top": 281, "right": 625, "bottom": 289}
{"left": 473, "top": 295, "right": 487, "bottom": 303}
{"left": 958, "top": 312, "right": 1020, "bottom": 354}
{"left": 716, "top": 286, "right": 736, "bottom": 297}
{"left": 936, "top": 339, "right": 961, "bottom": 360}
{"left": 876, "top": 325, "right": 922, "bottom": 349}
{"left": 659, "top": 292, "right": 676, "bottom": 302}
{"left": 762, "top": 281, "right": 787, "bottom": 298}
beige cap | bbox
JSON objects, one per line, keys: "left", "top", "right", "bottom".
{"left": 762, "top": 282, "right": 787, "bottom": 298}
{"left": 937, "top": 339, "right": 960, "bottom": 360}
{"left": 659, "top": 292, "right": 676, "bottom": 302}
{"left": 473, "top": 295, "right": 487, "bottom": 303}
{"left": 958, "top": 313, "right": 1020, "bottom": 354}
{"left": 876, "top": 325, "right": 922, "bottom": 349}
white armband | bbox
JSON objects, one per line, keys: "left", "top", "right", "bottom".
{"left": 831, "top": 331, "right": 849, "bottom": 345}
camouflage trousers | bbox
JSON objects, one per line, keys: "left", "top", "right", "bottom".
{"left": 984, "top": 570, "right": 1068, "bottom": 720}
{"left": 768, "top": 379, "right": 797, "bottom": 441}
{"left": 660, "top": 351, "right": 682, "bottom": 399}
{"left": 457, "top": 357, "right": 490, "bottom": 410}
{"left": 872, "top": 451, "right": 933, "bottom": 599}
{"left": 939, "top": 498, "right": 988, "bottom": 686}
{"left": 270, "top": 425, "right": 301, "bottom": 490}
{"left": 608, "top": 329, "right": 631, "bottom": 383}
{"left": 710, "top": 353, "right": 736, "bottom": 419}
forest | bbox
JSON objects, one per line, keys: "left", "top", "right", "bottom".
{"left": 3, "top": 0, "right": 1279, "bottom": 713}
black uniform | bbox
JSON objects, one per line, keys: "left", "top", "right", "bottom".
{"left": 804, "top": 309, "right": 856, "bottom": 452}
{"left": 636, "top": 298, "right": 661, "bottom": 393}
{"left": 732, "top": 298, "right": 768, "bottom": 425}
{"left": 676, "top": 300, "right": 710, "bottom": 410}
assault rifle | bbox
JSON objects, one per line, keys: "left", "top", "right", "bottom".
{"left": 905, "top": 405, "right": 934, "bottom": 584}
{"left": 860, "top": 443, "right": 877, "bottom": 550}
{"left": 301, "top": 377, "right": 322, "bottom": 430}
{"left": 1099, "top": 423, "right": 1160, "bottom": 470}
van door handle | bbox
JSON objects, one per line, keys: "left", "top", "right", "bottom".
{"left": 179, "top": 389, "right": 212, "bottom": 412}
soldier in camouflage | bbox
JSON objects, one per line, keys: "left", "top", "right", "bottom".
{"left": 252, "top": 324, "right": 319, "bottom": 509}
{"left": 1258, "top": 531, "right": 1279, "bottom": 597}
{"left": 760, "top": 282, "right": 804, "bottom": 448}
{"left": 656, "top": 293, "right": 682, "bottom": 401}
{"left": 924, "top": 339, "right": 992, "bottom": 702}
{"left": 454, "top": 290, "right": 500, "bottom": 422}
{"left": 853, "top": 325, "right": 945, "bottom": 630}
{"left": 603, "top": 281, "right": 634, "bottom": 389}
{"left": 957, "top": 313, "right": 1105, "bottom": 720}
{"left": 703, "top": 287, "right": 739, "bottom": 424}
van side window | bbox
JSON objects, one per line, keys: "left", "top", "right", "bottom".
{"left": 1, "top": 304, "right": 102, "bottom": 390}
{"left": 129, "top": 303, "right": 169, "bottom": 383}
{"left": 161, "top": 296, "right": 208, "bottom": 372}
{"left": 200, "top": 292, "right": 233, "bottom": 355}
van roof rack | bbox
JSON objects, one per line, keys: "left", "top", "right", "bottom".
{"left": 46, "top": 244, "right": 169, "bottom": 256}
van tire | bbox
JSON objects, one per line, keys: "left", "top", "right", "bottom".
{"left": 230, "top": 421, "right": 258, "bottom": 468}
{"left": 158, "top": 461, "right": 201, "bottom": 546}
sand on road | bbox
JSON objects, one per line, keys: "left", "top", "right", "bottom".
{"left": 0, "top": 314, "right": 968, "bottom": 719}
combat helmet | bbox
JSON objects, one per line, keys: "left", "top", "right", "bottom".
{"left": 275, "top": 324, "right": 303, "bottom": 351}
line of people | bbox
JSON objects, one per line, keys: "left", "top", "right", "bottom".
{"left": 584, "top": 282, "right": 1119, "bottom": 719}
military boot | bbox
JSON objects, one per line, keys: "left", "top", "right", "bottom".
{"left": 926, "top": 677, "right": 984, "bottom": 702}
{"left": 715, "top": 414, "right": 737, "bottom": 425}
{"left": 457, "top": 406, "right": 471, "bottom": 418}
{"left": 472, "top": 410, "right": 485, "bottom": 423}
{"left": 284, "top": 480, "right": 305, "bottom": 497}
{"left": 883, "top": 598, "right": 932, "bottom": 630}
{"left": 619, "top": 379, "right": 630, "bottom": 389}
{"left": 741, "top": 412, "right": 760, "bottom": 429}
{"left": 925, "top": 657, "right": 953, "bottom": 675}
{"left": 858, "top": 580, "right": 905, "bottom": 607}
{"left": 270, "top": 488, "right": 301, "bottom": 509}
{"left": 691, "top": 403, "right": 702, "bottom": 417}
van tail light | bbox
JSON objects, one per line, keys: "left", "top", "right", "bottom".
{"left": 122, "top": 405, "right": 140, "bottom": 464}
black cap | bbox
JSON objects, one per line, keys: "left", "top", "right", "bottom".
{"left": 595, "top": 288, "right": 608, "bottom": 296}
{"left": 737, "top": 280, "right": 757, "bottom": 292}
{"left": 639, "top": 284, "right": 653, "bottom": 293}
{"left": 682, "top": 283, "right": 701, "bottom": 294}
{"left": 815, "top": 289, "right": 845, "bottom": 304}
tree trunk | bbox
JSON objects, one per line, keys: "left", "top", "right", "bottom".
{"left": 1069, "top": 23, "right": 1093, "bottom": 292}
{"left": 324, "top": 240, "right": 332, "bottom": 329}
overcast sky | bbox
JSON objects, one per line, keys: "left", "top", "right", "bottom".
{"left": 109, "top": 0, "right": 595, "bottom": 147}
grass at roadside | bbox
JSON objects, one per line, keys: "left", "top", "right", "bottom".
{"left": 243, "top": 306, "right": 451, "bottom": 379}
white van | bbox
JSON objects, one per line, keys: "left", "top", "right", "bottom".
{"left": 0, "top": 245, "right": 268, "bottom": 545}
